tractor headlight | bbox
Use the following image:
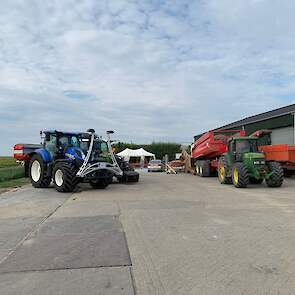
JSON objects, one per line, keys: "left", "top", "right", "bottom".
{"left": 253, "top": 160, "right": 265, "bottom": 165}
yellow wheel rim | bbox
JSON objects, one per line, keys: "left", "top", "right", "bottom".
{"left": 233, "top": 167, "right": 239, "bottom": 184}
{"left": 219, "top": 166, "right": 225, "bottom": 180}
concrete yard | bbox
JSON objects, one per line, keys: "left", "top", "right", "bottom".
{"left": 0, "top": 173, "right": 295, "bottom": 294}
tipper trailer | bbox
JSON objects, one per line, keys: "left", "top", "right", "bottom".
{"left": 191, "top": 129, "right": 246, "bottom": 177}
{"left": 250, "top": 130, "right": 295, "bottom": 176}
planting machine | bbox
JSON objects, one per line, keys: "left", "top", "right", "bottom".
{"left": 14, "top": 129, "right": 139, "bottom": 192}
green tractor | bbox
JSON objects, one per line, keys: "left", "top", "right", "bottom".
{"left": 218, "top": 136, "right": 284, "bottom": 188}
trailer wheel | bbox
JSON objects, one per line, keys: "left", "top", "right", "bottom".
{"left": 231, "top": 162, "right": 249, "bottom": 188}
{"left": 199, "top": 160, "right": 210, "bottom": 177}
{"left": 29, "top": 154, "right": 51, "bottom": 188}
{"left": 218, "top": 157, "right": 231, "bottom": 184}
{"left": 52, "top": 162, "right": 78, "bottom": 193}
{"left": 266, "top": 161, "right": 284, "bottom": 187}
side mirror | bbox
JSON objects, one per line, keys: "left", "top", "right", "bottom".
{"left": 107, "top": 130, "right": 114, "bottom": 134}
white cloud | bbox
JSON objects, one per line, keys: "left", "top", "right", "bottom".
{"left": 0, "top": 0, "right": 294, "bottom": 155}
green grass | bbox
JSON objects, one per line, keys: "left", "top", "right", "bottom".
{"left": 0, "top": 178, "right": 29, "bottom": 188}
{"left": 0, "top": 157, "right": 18, "bottom": 168}
{"left": 0, "top": 156, "right": 26, "bottom": 189}
{"left": 0, "top": 166, "right": 25, "bottom": 182}
{"left": 0, "top": 157, "right": 29, "bottom": 190}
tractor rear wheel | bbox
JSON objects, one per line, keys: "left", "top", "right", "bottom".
{"left": 266, "top": 161, "right": 284, "bottom": 187}
{"left": 218, "top": 157, "right": 231, "bottom": 184}
{"left": 231, "top": 162, "right": 249, "bottom": 188}
{"left": 52, "top": 162, "right": 78, "bottom": 193}
{"left": 29, "top": 154, "right": 51, "bottom": 188}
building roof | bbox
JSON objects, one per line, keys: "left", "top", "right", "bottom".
{"left": 218, "top": 103, "right": 295, "bottom": 130}
{"left": 194, "top": 103, "right": 295, "bottom": 140}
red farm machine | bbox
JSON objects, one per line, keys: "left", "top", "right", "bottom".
{"left": 191, "top": 130, "right": 246, "bottom": 177}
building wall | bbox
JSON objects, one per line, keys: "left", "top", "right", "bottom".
{"left": 243, "top": 114, "right": 294, "bottom": 135}
{"left": 270, "top": 126, "right": 294, "bottom": 145}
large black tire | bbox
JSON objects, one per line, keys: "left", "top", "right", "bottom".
{"left": 266, "top": 161, "right": 284, "bottom": 187}
{"left": 52, "top": 162, "right": 78, "bottom": 193}
{"left": 29, "top": 154, "right": 51, "bottom": 188}
{"left": 218, "top": 156, "right": 232, "bottom": 184}
{"left": 231, "top": 162, "right": 249, "bottom": 188}
{"left": 249, "top": 177, "right": 264, "bottom": 184}
{"left": 89, "top": 178, "right": 111, "bottom": 189}
{"left": 24, "top": 160, "right": 30, "bottom": 177}
{"left": 195, "top": 160, "right": 210, "bottom": 177}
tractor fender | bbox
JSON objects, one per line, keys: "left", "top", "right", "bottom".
{"left": 34, "top": 149, "right": 53, "bottom": 163}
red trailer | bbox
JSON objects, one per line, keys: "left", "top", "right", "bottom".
{"left": 258, "top": 144, "right": 295, "bottom": 176}
{"left": 13, "top": 143, "right": 42, "bottom": 176}
{"left": 191, "top": 129, "right": 245, "bottom": 176}
{"left": 250, "top": 130, "right": 295, "bottom": 176}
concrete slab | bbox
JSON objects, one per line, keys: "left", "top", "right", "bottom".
{"left": 0, "top": 186, "right": 69, "bottom": 218}
{"left": 39, "top": 216, "right": 123, "bottom": 234}
{"left": 0, "top": 267, "right": 134, "bottom": 295}
{"left": 0, "top": 250, "right": 10, "bottom": 262}
{"left": 0, "top": 230, "right": 131, "bottom": 273}
{"left": 119, "top": 199, "right": 203, "bottom": 210}
{"left": 119, "top": 175, "right": 295, "bottom": 295}
{"left": 52, "top": 199, "right": 119, "bottom": 218}
{"left": 0, "top": 217, "right": 43, "bottom": 249}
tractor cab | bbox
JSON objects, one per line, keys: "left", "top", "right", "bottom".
{"left": 228, "top": 137, "right": 265, "bottom": 163}
{"left": 79, "top": 134, "right": 111, "bottom": 164}
{"left": 42, "top": 131, "right": 85, "bottom": 164}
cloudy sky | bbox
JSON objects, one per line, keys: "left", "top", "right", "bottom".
{"left": 1, "top": 0, "right": 295, "bottom": 155}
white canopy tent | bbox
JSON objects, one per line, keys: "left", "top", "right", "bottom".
{"left": 117, "top": 148, "right": 155, "bottom": 162}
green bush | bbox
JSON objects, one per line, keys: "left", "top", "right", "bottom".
{"left": 0, "top": 166, "right": 25, "bottom": 182}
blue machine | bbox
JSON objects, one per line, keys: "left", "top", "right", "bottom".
{"left": 28, "top": 129, "right": 128, "bottom": 192}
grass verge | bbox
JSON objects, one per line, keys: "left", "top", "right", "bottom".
{"left": 0, "top": 157, "right": 28, "bottom": 191}
{"left": 0, "top": 166, "right": 25, "bottom": 182}
{"left": 0, "top": 178, "right": 30, "bottom": 189}
{"left": 0, "top": 157, "right": 18, "bottom": 168}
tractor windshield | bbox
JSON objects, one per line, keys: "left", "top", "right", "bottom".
{"left": 93, "top": 141, "right": 109, "bottom": 158}
{"left": 236, "top": 140, "right": 258, "bottom": 153}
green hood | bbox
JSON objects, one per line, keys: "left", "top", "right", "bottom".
{"left": 243, "top": 152, "right": 265, "bottom": 160}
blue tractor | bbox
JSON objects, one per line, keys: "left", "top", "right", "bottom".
{"left": 28, "top": 129, "right": 139, "bottom": 192}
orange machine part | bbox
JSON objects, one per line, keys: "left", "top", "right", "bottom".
{"left": 259, "top": 144, "right": 295, "bottom": 163}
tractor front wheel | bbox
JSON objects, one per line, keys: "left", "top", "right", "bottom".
{"left": 266, "top": 161, "right": 284, "bottom": 187}
{"left": 52, "top": 162, "right": 78, "bottom": 193}
{"left": 218, "top": 157, "right": 231, "bottom": 184}
{"left": 29, "top": 154, "right": 51, "bottom": 188}
{"left": 231, "top": 162, "right": 249, "bottom": 188}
